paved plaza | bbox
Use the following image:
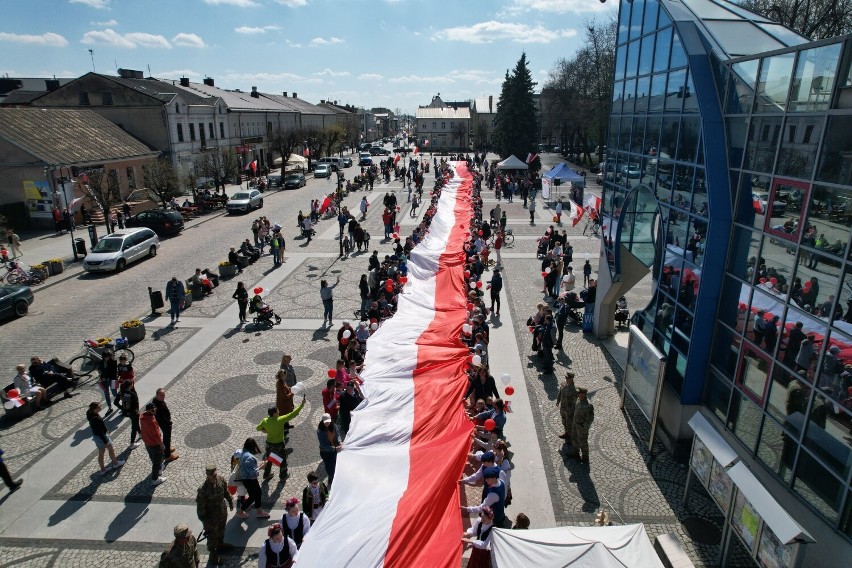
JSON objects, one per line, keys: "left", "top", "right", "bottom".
{"left": 0, "top": 156, "right": 729, "bottom": 566}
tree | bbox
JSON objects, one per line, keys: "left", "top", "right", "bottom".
{"left": 269, "top": 127, "right": 301, "bottom": 171}
{"left": 323, "top": 123, "right": 347, "bottom": 157}
{"left": 493, "top": 53, "right": 539, "bottom": 160}
{"left": 452, "top": 122, "right": 468, "bottom": 151}
{"left": 142, "top": 158, "right": 180, "bottom": 208}
{"left": 82, "top": 168, "right": 122, "bottom": 234}
{"left": 737, "top": 0, "right": 852, "bottom": 39}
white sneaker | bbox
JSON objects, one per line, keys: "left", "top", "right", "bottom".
{"left": 113, "top": 459, "right": 125, "bottom": 468}
{"left": 152, "top": 476, "right": 167, "bottom": 485}
{"left": 129, "top": 442, "right": 141, "bottom": 449}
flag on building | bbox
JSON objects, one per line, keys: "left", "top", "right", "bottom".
{"left": 267, "top": 453, "right": 283, "bottom": 467}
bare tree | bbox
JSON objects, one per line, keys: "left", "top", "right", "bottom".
{"left": 737, "top": 0, "right": 852, "bottom": 39}
{"left": 452, "top": 122, "right": 468, "bottom": 151}
{"left": 269, "top": 127, "right": 302, "bottom": 171}
{"left": 323, "top": 124, "right": 347, "bottom": 157}
{"left": 83, "top": 168, "right": 122, "bottom": 234}
{"left": 142, "top": 158, "right": 181, "bottom": 208}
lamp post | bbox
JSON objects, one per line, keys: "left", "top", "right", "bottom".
{"left": 47, "top": 165, "right": 79, "bottom": 261}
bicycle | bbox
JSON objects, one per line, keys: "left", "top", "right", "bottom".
{"left": 3, "top": 261, "right": 44, "bottom": 285}
{"left": 488, "top": 229, "right": 514, "bottom": 248}
{"left": 69, "top": 339, "right": 135, "bottom": 380}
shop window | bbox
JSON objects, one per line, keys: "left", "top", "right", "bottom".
{"left": 737, "top": 341, "right": 773, "bottom": 405}
{"left": 789, "top": 43, "right": 841, "bottom": 112}
{"left": 777, "top": 116, "right": 823, "bottom": 179}
{"left": 763, "top": 178, "right": 809, "bottom": 243}
{"left": 757, "top": 415, "right": 794, "bottom": 483}
{"left": 754, "top": 52, "right": 796, "bottom": 113}
{"left": 816, "top": 115, "right": 852, "bottom": 185}
{"left": 653, "top": 27, "right": 672, "bottom": 73}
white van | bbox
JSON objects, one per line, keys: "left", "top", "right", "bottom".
{"left": 317, "top": 157, "right": 342, "bottom": 171}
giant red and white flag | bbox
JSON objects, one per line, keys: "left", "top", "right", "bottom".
{"left": 296, "top": 163, "right": 474, "bottom": 567}
{"left": 568, "top": 199, "right": 585, "bottom": 227}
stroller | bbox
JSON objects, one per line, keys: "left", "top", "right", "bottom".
{"left": 564, "top": 292, "right": 584, "bottom": 325}
{"left": 250, "top": 295, "right": 282, "bottom": 326}
{"left": 536, "top": 236, "right": 549, "bottom": 259}
{"left": 614, "top": 296, "right": 630, "bottom": 327}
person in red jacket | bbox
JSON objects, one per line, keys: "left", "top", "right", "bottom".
{"left": 382, "top": 208, "right": 393, "bottom": 239}
{"left": 140, "top": 402, "right": 167, "bottom": 486}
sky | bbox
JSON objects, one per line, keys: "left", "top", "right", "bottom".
{"left": 1, "top": 0, "right": 615, "bottom": 114}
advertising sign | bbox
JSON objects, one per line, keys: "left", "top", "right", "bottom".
{"left": 23, "top": 180, "right": 54, "bottom": 219}
{"left": 731, "top": 489, "right": 761, "bottom": 552}
{"left": 707, "top": 459, "right": 733, "bottom": 514}
{"left": 757, "top": 524, "right": 794, "bottom": 568}
{"left": 690, "top": 435, "right": 714, "bottom": 487}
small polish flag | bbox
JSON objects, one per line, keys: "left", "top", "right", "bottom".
{"left": 424, "top": 139, "right": 430, "bottom": 146}
{"left": 414, "top": 146, "right": 419, "bottom": 155}
{"left": 268, "top": 453, "right": 283, "bottom": 467}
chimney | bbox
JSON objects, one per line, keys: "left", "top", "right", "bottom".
{"left": 489, "top": 95, "right": 493, "bottom": 113}
{"left": 203, "top": 77, "right": 214, "bottom": 86}
{"left": 320, "top": 99, "right": 325, "bottom": 104}
{"left": 282, "top": 91, "right": 287, "bottom": 97}
{"left": 292, "top": 92, "right": 297, "bottom": 98}
{"left": 334, "top": 100, "right": 337, "bottom": 105}
{"left": 251, "top": 86, "right": 259, "bottom": 98}
{"left": 180, "top": 77, "right": 190, "bottom": 87}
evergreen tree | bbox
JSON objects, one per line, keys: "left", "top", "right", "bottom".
{"left": 493, "top": 53, "right": 539, "bottom": 160}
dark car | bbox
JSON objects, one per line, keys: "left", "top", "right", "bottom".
{"left": 369, "top": 147, "right": 390, "bottom": 156}
{"left": 124, "top": 209, "right": 184, "bottom": 236}
{"left": 340, "top": 156, "right": 353, "bottom": 168}
{"left": 284, "top": 173, "right": 307, "bottom": 189}
{"left": 0, "top": 284, "right": 34, "bottom": 319}
{"left": 267, "top": 175, "right": 282, "bottom": 188}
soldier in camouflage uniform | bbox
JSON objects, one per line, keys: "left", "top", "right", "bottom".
{"left": 570, "top": 388, "right": 594, "bottom": 463}
{"left": 159, "top": 524, "right": 200, "bottom": 568}
{"left": 556, "top": 372, "right": 577, "bottom": 440}
{"left": 196, "top": 464, "right": 234, "bottom": 565}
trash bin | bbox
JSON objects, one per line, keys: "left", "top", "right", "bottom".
{"left": 74, "top": 237, "right": 87, "bottom": 256}
{"left": 149, "top": 287, "right": 164, "bottom": 313}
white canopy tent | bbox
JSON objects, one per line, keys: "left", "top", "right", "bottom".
{"left": 496, "top": 154, "right": 529, "bottom": 170}
{"left": 272, "top": 153, "right": 308, "bottom": 171}
{"left": 491, "top": 524, "right": 665, "bottom": 567}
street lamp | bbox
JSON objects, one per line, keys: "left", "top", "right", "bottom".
{"left": 47, "top": 165, "right": 79, "bottom": 261}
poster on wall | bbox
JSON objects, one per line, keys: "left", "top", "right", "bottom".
{"left": 707, "top": 459, "right": 733, "bottom": 514}
{"left": 757, "top": 524, "right": 794, "bottom": 568}
{"left": 731, "top": 489, "right": 761, "bottom": 553}
{"left": 22, "top": 180, "right": 54, "bottom": 219}
{"left": 690, "top": 435, "right": 714, "bottom": 487}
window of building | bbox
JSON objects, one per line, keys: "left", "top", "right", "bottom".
{"left": 670, "top": 32, "right": 688, "bottom": 69}
{"left": 754, "top": 52, "right": 796, "bottom": 113}
{"left": 617, "top": 0, "right": 631, "bottom": 44}
{"left": 175, "top": 103, "right": 180, "bottom": 113}
{"left": 126, "top": 167, "right": 136, "bottom": 189}
{"left": 189, "top": 123, "right": 196, "bottom": 142}
{"left": 199, "top": 123, "right": 206, "bottom": 146}
{"left": 78, "top": 92, "right": 90, "bottom": 105}
{"left": 441, "top": 122, "right": 446, "bottom": 129}
{"left": 653, "top": 27, "right": 672, "bottom": 74}
{"left": 177, "top": 124, "right": 184, "bottom": 143}
{"left": 629, "top": 0, "right": 645, "bottom": 40}
{"left": 209, "top": 123, "right": 215, "bottom": 139}
{"left": 626, "top": 39, "right": 640, "bottom": 79}
{"left": 220, "top": 122, "right": 225, "bottom": 138}
{"left": 789, "top": 43, "right": 842, "bottom": 112}
{"left": 101, "top": 92, "right": 113, "bottom": 105}
{"left": 727, "top": 60, "right": 760, "bottom": 114}
{"left": 639, "top": 34, "right": 655, "bottom": 76}
{"left": 665, "top": 69, "right": 686, "bottom": 112}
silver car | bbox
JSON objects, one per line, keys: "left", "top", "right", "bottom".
{"left": 227, "top": 189, "right": 264, "bottom": 214}
{"left": 83, "top": 227, "right": 160, "bottom": 273}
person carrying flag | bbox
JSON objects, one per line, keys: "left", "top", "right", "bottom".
{"left": 256, "top": 396, "right": 305, "bottom": 482}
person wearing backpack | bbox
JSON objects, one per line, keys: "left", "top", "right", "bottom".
{"left": 270, "top": 233, "right": 282, "bottom": 267}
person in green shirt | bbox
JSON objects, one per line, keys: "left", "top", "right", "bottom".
{"left": 257, "top": 396, "right": 305, "bottom": 481}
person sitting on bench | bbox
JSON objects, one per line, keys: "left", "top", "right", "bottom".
{"left": 28, "top": 357, "right": 75, "bottom": 399}
{"left": 191, "top": 268, "right": 214, "bottom": 296}
{"left": 240, "top": 239, "right": 260, "bottom": 263}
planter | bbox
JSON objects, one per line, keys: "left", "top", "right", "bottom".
{"left": 182, "top": 293, "right": 193, "bottom": 308}
{"left": 120, "top": 324, "right": 146, "bottom": 344}
{"left": 236, "top": 256, "right": 249, "bottom": 269}
{"left": 220, "top": 264, "right": 237, "bottom": 277}
{"left": 49, "top": 261, "right": 63, "bottom": 275}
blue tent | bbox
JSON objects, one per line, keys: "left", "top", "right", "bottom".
{"left": 541, "top": 163, "right": 585, "bottom": 201}
{"left": 542, "top": 162, "right": 584, "bottom": 186}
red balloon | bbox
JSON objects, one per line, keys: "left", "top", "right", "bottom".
{"left": 341, "top": 338, "right": 349, "bottom": 345}
{"left": 759, "top": 277, "right": 767, "bottom": 284}
{"left": 478, "top": 230, "right": 483, "bottom": 236}
{"left": 467, "top": 303, "right": 474, "bottom": 311}
{"left": 484, "top": 419, "right": 496, "bottom": 431}
{"left": 475, "top": 281, "right": 483, "bottom": 289}
{"left": 392, "top": 233, "right": 399, "bottom": 239}
{"left": 505, "top": 386, "right": 515, "bottom": 396}
{"left": 465, "top": 270, "right": 471, "bottom": 278}
{"left": 327, "top": 369, "right": 336, "bottom": 378}
{"left": 770, "top": 277, "right": 778, "bottom": 286}
{"left": 529, "top": 326, "right": 534, "bottom": 333}
{"left": 253, "top": 287, "right": 263, "bottom": 295}
{"left": 541, "top": 271, "right": 547, "bottom": 277}
{"left": 399, "top": 276, "right": 408, "bottom": 284}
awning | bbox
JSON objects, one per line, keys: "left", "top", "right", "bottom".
{"left": 491, "top": 524, "right": 665, "bottom": 567}
{"left": 542, "top": 162, "right": 584, "bottom": 185}
{"left": 688, "top": 410, "right": 738, "bottom": 467}
{"left": 496, "top": 155, "right": 528, "bottom": 170}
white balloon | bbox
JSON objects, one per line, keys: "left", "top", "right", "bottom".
{"left": 342, "top": 330, "right": 352, "bottom": 339}
{"left": 462, "top": 324, "right": 472, "bottom": 334}
{"left": 469, "top": 281, "right": 476, "bottom": 289}
{"left": 472, "top": 355, "right": 482, "bottom": 367}
{"left": 370, "top": 322, "right": 378, "bottom": 330}
{"left": 545, "top": 267, "right": 552, "bottom": 274}
{"left": 290, "top": 382, "right": 305, "bottom": 396}
{"left": 500, "top": 373, "right": 511, "bottom": 386}
{"left": 562, "top": 275, "right": 570, "bottom": 282}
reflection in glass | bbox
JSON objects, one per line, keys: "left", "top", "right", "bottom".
{"left": 653, "top": 27, "right": 672, "bottom": 73}
{"left": 670, "top": 32, "right": 688, "bottom": 69}
{"left": 643, "top": 0, "right": 658, "bottom": 34}
{"left": 726, "top": 116, "right": 749, "bottom": 169}
{"left": 789, "top": 43, "right": 842, "bottom": 112}
{"left": 794, "top": 247, "right": 841, "bottom": 313}
{"left": 665, "top": 69, "right": 687, "bottom": 112}
{"left": 738, "top": 343, "right": 772, "bottom": 404}
{"left": 649, "top": 72, "right": 666, "bottom": 113}
{"left": 816, "top": 116, "right": 852, "bottom": 185}
{"left": 639, "top": 34, "right": 655, "bottom": 76}
{"left": 757, "top": 415, "right": 794, "bottom": 483}
{"left": 744, "top": 116, "right": 782, "bottom": 173}
{"left": 618, "top": 0, "right": 631, "bottom": 44}
{"left": 624, "top": 78, "right": 637, "bottom": 114}
{"left": 627, "top": 40, "right": 640, "bottom": 79}
{"left": 612, "top": 80, "right": 624, "bottom": 114}
{"left": 766, "top": 366, "right": 811, "bottom": 425}
{"left": 707, "top": 371, "right": 732, "bottom": 422}
{"left": 660, "top": 117, "right": 679, "bottom": 161}
{"left": 777, "top": 116, "right": 823, "bottom": 179}
{"left": 630, "top": 0, "right": 645, "bottom": 40}
{"left": 729, "top": 388, "right": 762, "bottom": 452}
{"left": 727, "top": 59, "right": 760, "bottom": 113}
{"left": 635, "top": 76, "right": 650, "bottom": 113}
{"left": 805, "top": 185, "right": 852, "bottom": 260}
{"left": 677, "top": 117, "right": 700, "bottom": 162}
{"left": 754, "top": 52, "right": 796, "bottom": 112}
{"left": 793, "top": 448, "right": 844, "bottom": 522}
{"left": 683, "top": 74, "right": 698, "bottom": 113}
{"left": 733, "top": 226, "right": 760, "bottom": 282}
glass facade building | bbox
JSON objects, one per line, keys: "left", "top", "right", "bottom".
{"left": 601, "top": 0, "right": 852, "bottom": 559}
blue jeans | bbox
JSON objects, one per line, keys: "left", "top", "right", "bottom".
{"left": 271, "top": 247, "right": 280, "bottom": 266}
{"left": 169, "top": 298, "right": 181, "bottom": 320}
{"left": 360, "top": 297, "right": 370, "bottom": 319}
{"left": 323, "top": 299, "right": 333, "bottom": 322}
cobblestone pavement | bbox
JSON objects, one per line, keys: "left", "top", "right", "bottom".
{"left": 0, "top": 158, "right": 727, "bottom": 566}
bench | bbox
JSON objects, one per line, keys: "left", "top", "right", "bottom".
{"left": 653, "top": 532, "right": 695, "bottom": 568}
{"left": 186, "top": 269, "right": 220, "bottom": 300}
{"left": 3, "top": 360, "right": 71, "bottom": 418}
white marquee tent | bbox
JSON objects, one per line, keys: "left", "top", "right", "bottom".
{"left": 496, "top": 154, "right": 529, "bottom": 170}
{"left": 491, "top": 524, "right": 665, "bottom": 568}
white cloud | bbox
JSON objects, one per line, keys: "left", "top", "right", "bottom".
{"left": 70, "top": 0, "right": 111, "bottom": 8}
{"left": 204, "top": 0, "right": 259, "bottom": 6}
{"left": 503, "top": 0, "right": 611, "bottom": 15}
{"left": 235, "top": 25, "right": 281, "bottom": 34}
{"left": 172, "top": 33, "right": 206, "bottom": 48}
{"left": 434, "top": 21, "right": 576, "bottom": 44}
{"left": 388, "top": 74, "right": 455, "bottom": 84}
{"left": 81, "top": 29, "right": 170, "bottom": 48}
{"left": 91, "top": 19, "right": 118, "bottom": 26}
{"left": 446, "top": 69, "right": 502, "bottom": 85}
{"left": 220, "top": 71, "right": 324, "bottom": 85}
{"left": 0, "top": 32, "right": 69, "bottom": 47}
{"left": 285, "top": 39, "right": 302, "bottom": 48}
{"left": 156, "top": 69, "right": 202, "bottom": 79}
{"left": 314, "top": 69, "right": 350, "bottom": 77}
{"left": 309, "top": 36, "right": 343, "bottom": 46}
{"left": 272, "top": 0, "right": 307, "bottom": 5}
{"left": 358, "top": 73, "right": 383, "bottom": 80}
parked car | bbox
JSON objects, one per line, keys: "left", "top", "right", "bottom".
{"left": 226, "top": 189, "right": 264, "bottom": 214}
{"left": 0, "top": 284, "right": 34, "bottom": 319}
{"left": 369, "top": 147, "right": 390, "bottom": 156}
{"left": 124, "top": 209, "right": 184, "bottom": 236}
{"left": 753, "top": 192, "right": 787, "bottom": 216}
{"left": 359, "top": 143, "right": 372, "bottom": 151}
{"left": 314, "top": 164, "right": 333, "bottom": 178}
{"left": 83, "top": 227, "right": 160, "bottom": 273}
{"left": 626, "top": 165, "right": 642, "bottom": 179}
{"left": 284, "top": 172, "right": 307, "bottom": 189}
{"left": 358, "top": 153, "right": 373, "bottom": 166}
{"left": 340, "top": 156, "right": 353, "bottom": 168}
{"left": 267, "top": 175, "right": 282, "bottom": 187}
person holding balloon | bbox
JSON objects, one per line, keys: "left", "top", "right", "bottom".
{"left": 463, "top": 366, "right": 499, "bottom": 408}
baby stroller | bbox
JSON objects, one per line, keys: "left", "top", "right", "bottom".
{"left": 564, "top": 292, "right": 584, "bottom": 325}
{"left": 536, "top": 236, "right": 549, "bottom": 259}
{"left": 614, "top": 296, "right": 630, "bottom": 327}
{"left": 250, "top": 295, "right": 281, "bottom": 326}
